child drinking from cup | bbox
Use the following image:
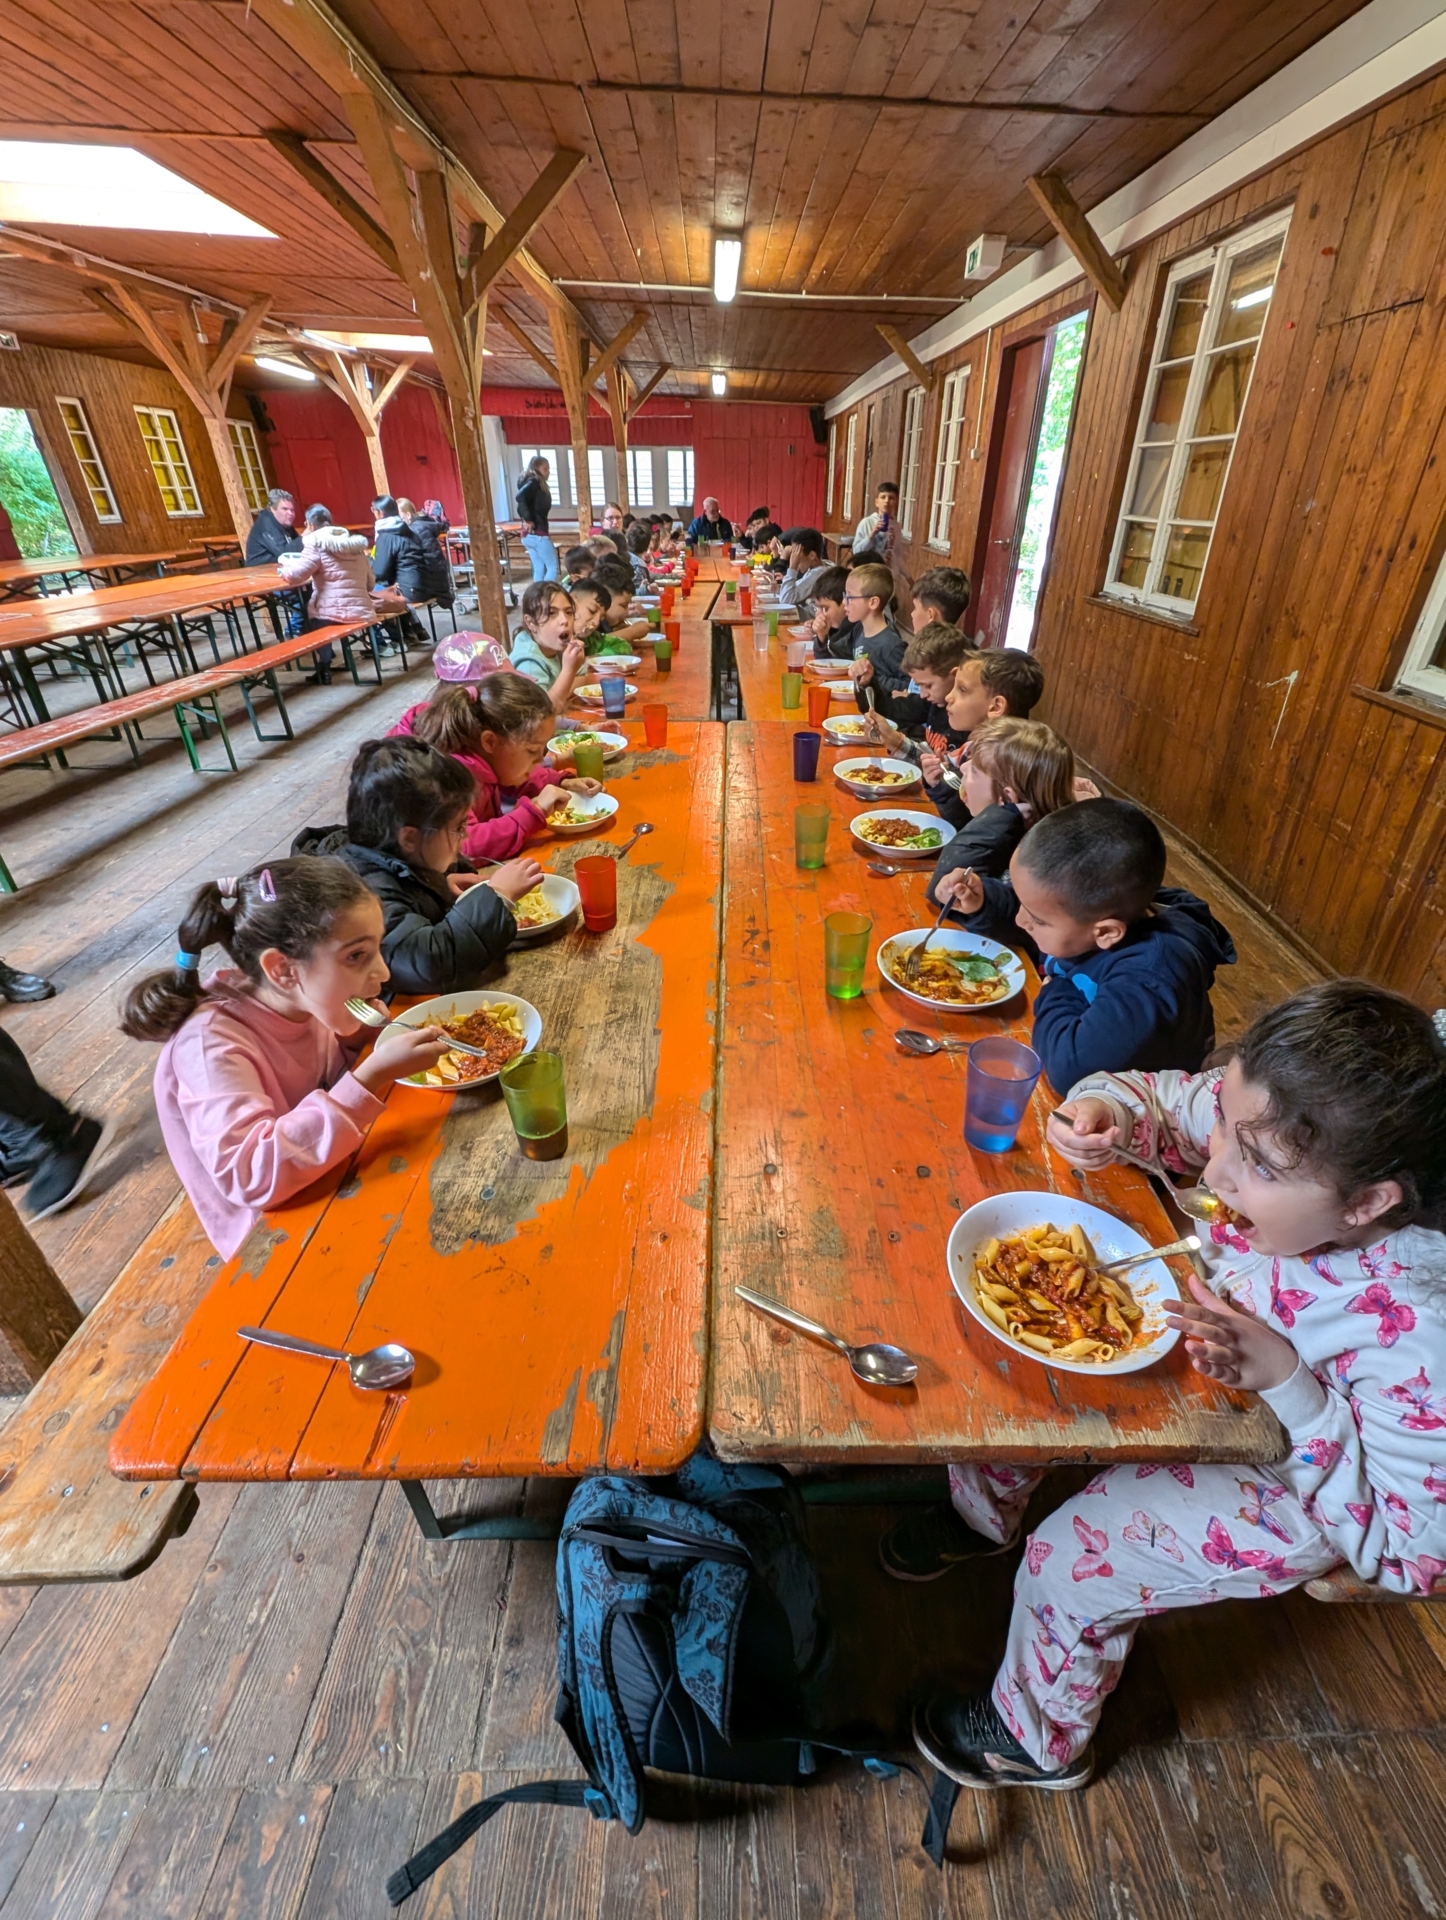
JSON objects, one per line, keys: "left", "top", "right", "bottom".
{"left": 121, "top": 858, "right": 452, "bottom": 1258}
{"left": 511, "top": 581, "right": 586, "bottom": 713}
{"left": 893, "top": 981, "right": 1446, "bottom": 1796}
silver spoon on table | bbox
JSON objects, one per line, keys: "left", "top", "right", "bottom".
{"left": 238, "top": 1324, "right": 416, "bottom": 1390}
{"left": 895, "top": 1028, "right": 970, "bottom": 1055}
{"left": 343, "top": 998, "right": 492, "bottom": 1061}
{"left": 735, "top": 1286, "right": 918, "bottom": 1386}
{"left": 868, "top": 861, "right": 911, "bottom": 877}
{"left": 616, "top": 822, "right": 655, "bottom": 858}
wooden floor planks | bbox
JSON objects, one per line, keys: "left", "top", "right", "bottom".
{"left": 2, "top": 633, "right": 1446, "bottom": 1914}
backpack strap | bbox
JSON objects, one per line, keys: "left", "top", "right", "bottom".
{"left": 386, "top": 1780, "right": 597, "bottom": 1906}
{"left": 920, "top": 1768, "right": 961, "bottom": 1868}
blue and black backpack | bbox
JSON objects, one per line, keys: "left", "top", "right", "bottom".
{"left": 386, "top": 1456, "right": 952, "bottom": 1904}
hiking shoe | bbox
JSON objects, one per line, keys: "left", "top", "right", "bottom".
{"left": 24, "top": 1115, "right": 111, "bottom": 1220}
{"left": 0, "top": 960, "right": 55, "bottom": 1002}
{"left": 913, "top": 1693, "right": 1093, "bottom": 1792}
{"left": 878, "top": 1502, "right": 1014, "bottom": 1581}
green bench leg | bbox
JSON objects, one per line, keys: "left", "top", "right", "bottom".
{"left": 239, "top": 670, "right": 294, "bottom": 743}
{"left": 173, "top": 693, "right": 238, "bottom": 772}
{"left": 0, "top": 852, "right": 16, "bottom": 894}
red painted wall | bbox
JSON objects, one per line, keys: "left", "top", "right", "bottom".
{"left": 256, "top": 382, "right": 463, "bottom": 524}
{"left": 689, "top": 401, "right": 825, "bottom": 532}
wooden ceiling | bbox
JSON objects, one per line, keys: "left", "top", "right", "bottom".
{"left": 0, "top": 0, "right": 1370, "bottom": 402}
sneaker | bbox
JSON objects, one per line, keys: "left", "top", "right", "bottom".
{"left": 304, "top": 669, "right": 334, "bottom": 686}
{"left": 0, "top": 959, "right": 56, "bottom": 1002}
{"left": 23, "top": 1115, "right": 111, "bottom": 1220}
{"left": 878, "top": 1502, "right": 1014, "bottom": 1582}
{"left": 913, "top": 1693, "right": 1093, "bottom": 1792}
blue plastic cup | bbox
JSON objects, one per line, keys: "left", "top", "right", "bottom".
{"left": 601, "top": 676, "right": 628, "bottom": 719}
{"left": 792, "top": 730, "right": 822, "bottom": 781}
{"left": 965, "top": 1037, "right": 1042, "bottom": 1153}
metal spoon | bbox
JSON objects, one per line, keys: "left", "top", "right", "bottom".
{"left": 867, "top": 861, "right": 910, "bottom": 877}
{"left": 342, "top": 998, "right": 492, "bottom": 1061}
{"left": 895, "top": 1028, "right": 971, "bottom": 1055}
{"left": 616, "top": 821, "right": 655, "bottom": 858}
{"left": 735, "top": 1286, "right": 918, "bottom": 1386}
{"left": 1100, "top": 1235, "right": 1201, "bottom": 1275}
{"left": 238, "top": 1324, "right": 416, "bottom": 1390}
{"left": 1046, "top": 1106, "right": 1223, "bottom": 1223}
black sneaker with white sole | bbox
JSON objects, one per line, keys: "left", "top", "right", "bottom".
{"left": 878, "top": 1502, "right": 1014, "bottom": 1581}
{"left": 913, "top": 1692, "right": 1093, "bottom": 1792}
{"left": 23, "top": 1115, "right": 110, "bottom": 1220}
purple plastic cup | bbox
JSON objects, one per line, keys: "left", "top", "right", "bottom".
{"left": 792, "top": 730, "right": 822, "bottom": 781}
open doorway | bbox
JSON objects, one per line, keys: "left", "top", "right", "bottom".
{"left": 0, "top": 407, "right": 79, "bottom": 558}
{"left": 970, "top": 310, "right": 1087, "bottom": 650}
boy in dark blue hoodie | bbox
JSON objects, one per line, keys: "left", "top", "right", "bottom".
{"left": 936, "top": 799, "right": 1235, "bottom": 1090}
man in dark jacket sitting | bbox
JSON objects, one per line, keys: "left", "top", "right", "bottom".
{"left": 245, "top": 489, "right": 303, "bottom": 565}
{"left": 685, "top": 498, "right": 734, "bottom": 546}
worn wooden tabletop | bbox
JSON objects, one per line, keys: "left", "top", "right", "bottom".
{"left": 0, "top": 564, "right": 291, "bottom": 646}
{"left": 110, "top": 721, "right": 725, "bottom": 1484}
{"left": 709, "top": 722, "right": 1284, "bottom": 1466}
{"left": 0, "top": 548, "right": 199, "bottom": 597}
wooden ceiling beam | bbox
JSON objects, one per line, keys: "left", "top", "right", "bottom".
{"left": 875, "top": 323, "right": 936, "bottom": 392}
{"left": 625, "top": 367, "right": 670, "bottom": 420}
{"left": 495, "top": 309, "right": 562, "bottom": 385}
{"left": 587, "top": 311, "right": 649, "bottom": 392}
{"left": 209, "top": 295, "right": 274, "bottom": 398}
{"left": 262, "top": 130, "right": 402, "bottom": 278}
{"left": 1025, "top": 171, "right": 1128, "bottom": 313}
{"left": 465, "top": 149, "right": 588, "bottom": 314}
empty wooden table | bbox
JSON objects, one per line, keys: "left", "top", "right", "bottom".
{"left": 0, "top": 547, "right": 196, "bottom": 602}
{"left": 110, "top": 724, "right": 726, "bottom": 1530}
{"left": 709, "top": 722, "right": 1282, "bottom": 1467}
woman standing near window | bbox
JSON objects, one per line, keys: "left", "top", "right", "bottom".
{"left": 515, "top": 455, "right": 558, "bottom": 583}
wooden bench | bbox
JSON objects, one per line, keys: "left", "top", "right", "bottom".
{"left": 0, "top": 619, "right": 391, "bottom": 891}
{"left": 0, "top": 1196, "right": 220, "bottom": 1583}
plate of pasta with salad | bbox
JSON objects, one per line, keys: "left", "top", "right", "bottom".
{"left": 946, "top": 1193, "right": 1182, "bottom": 1376}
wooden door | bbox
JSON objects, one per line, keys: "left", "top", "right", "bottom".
{"left": 971, "top": 338, "right": 1047, "bottom": 647}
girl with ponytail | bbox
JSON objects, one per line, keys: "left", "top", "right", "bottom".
{"left": 122, "top": 857, "right": 449, "bottom": 1258}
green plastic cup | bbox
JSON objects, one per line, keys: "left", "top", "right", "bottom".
{"left": 571, "top": 739, "right": 606, "bottom": 782}
{"left": 500, "top": 1050, "right": 568, "bottom": 1161}
{"left": 647, "top": 607, "right": 662, "bottom": 630}
{"left": 824, "top": 911, "right": 872, "bottom": 1000}
{"left": 767, "top": 609, "right": 780, "bottom": 637}
{"left": 654, "top": 637, "right": 672, "bottom": 673}
{"left": 794, "top": 802, "right": 830, "bottom": 869}
{"left": 781, "top": 671, "right": 803, "bottom": 710}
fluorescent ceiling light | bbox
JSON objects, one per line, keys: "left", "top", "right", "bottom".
{"left": 0, "top": 141, "right": 273, "bottom": 237}
{"left": 713, "top": 236, "right": 741, "bottom": 304}
{"left": 710, "top": 371, "right": 728, "bottom": 396}
{"left": 254, "top": 355, "right": 316, "bottom": 382}
{"left": 1231, "top": 285, "right": 1272, "bottom": 311}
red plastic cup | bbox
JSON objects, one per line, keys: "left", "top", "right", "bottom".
{"left": 574, "top": 855, "right": 617, "bottom": 932}
{"left": 643, "top": 703, "right": 668, "bottom": 749}
{"left": 664, "top": 618, "right": 680, "bottom": 651}
{"left": 807, "top": 683, "right": 831, "bottom": 729}
{"left": 739, "top": 586, "right": 752, "bottom": 616}
{"left": 661, "top": 586, "right": 675, "bottom": 615}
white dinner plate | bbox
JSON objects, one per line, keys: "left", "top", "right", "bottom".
{"left": 510, "top": 874, "right": 581, "bottom": 942}
{"left": 384, "top": 989, "right": 543, "bottom": 1092}
{"left": 946, "top": 1194, "right": 1182, "bottom": 1377}
{"left": 545, "top": 791, "right": 621, "bottom": 836}
{"left": 548, "top": 728, "right": 628, "bottom": 762}
{"left": 847, "top": 808, "right": 948, "bottom": 857}
{"left": 822, "top": 715, "right": 871, "bottom": 743}
{"left": 875, "top": 927, "right": 1025, "bottom": 1012}
{"left": 590, "top": 654, "right": 642, "bottom": 672}
{"left": 833, "top": 755, "right": 922, "bottom": 798}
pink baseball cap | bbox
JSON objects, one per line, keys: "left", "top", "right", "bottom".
{"left": 431, "top": 632, "right": 513, "bottom": 682}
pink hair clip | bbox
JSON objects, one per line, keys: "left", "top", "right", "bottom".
{"left": 258, "top": 868, "right": 277, "bottom": 903}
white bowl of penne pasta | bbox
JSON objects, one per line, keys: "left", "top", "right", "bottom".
{"left": 946, "top": 1193, "right": 1182, "bottom": 1376}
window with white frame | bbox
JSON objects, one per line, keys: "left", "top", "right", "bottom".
{"left": 825, "top": 420, "right": 837, "bottom": 515}
{"left": 134, "top": 405, "right": 201, "bottom": 516}
{"left": 898, "top": 386, "right": 925, "bottom": 537}
{"left": 665, "top": 447, "right": 695, "bottom": 506}
{"left": 227, "top": 418, "right": 268, "bottom": 512}
{"left": 1395, "top": 546, "right": 1446, "bottom": 704}
{"left": 626, "top": 448, "right": 655, "bottom": 507}
{"left": 565, "top": 447, "right": 607, "bottom": 511}
{"left": 927, "top": 368, "right": 969, "bottom": 549}
{"left": 56, "top": 397, "right": 120, "bottom": 522}
{"left": 841, "top": 414, "right": 857, "bottom": 522}
{"left": 1105, "top": 209, "right": 1290, "bottom": 616}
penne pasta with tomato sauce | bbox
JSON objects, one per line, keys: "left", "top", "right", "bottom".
{"left": 971, "top": 1222, "right": 1144, "bottom": 1364}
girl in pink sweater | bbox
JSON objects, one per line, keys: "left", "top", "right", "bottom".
{"left": 391, "top": 672, "right": 602, "bottom": 866}
{"left": 122, "top": 857, "right": 449, "bottom": 1258}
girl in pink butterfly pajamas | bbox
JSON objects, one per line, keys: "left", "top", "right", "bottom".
{"left": 908, "top": 983, "right": 1446, "bottom": 1789}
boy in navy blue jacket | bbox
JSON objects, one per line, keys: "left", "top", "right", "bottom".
{"left": 936, "top": 799, "right": 1236, "bottom": 1090}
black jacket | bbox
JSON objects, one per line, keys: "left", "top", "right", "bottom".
{"left": 951, "top": 881, "right": 1237, "bottom": 1091}
{"left": 926, "top": 802, "right": 1029, "bottom": 899}
{"left": 516, "top": 475, "right": 552, "bottom": 534}
{"left": 686, "top": 513, "right": 734, "bottom": 544}
{"left": 290, "top": 830, "right": 516, "bottom": 999}
{"left": 851, "top": 624, "right": 932, "bottom": 732}
{"left": 245, "top": 509, "right": 303, "bottom": 566}
{"left": 372, "top": 515, "right": 454, "bottom": 606}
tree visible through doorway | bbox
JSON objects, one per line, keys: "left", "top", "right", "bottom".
{"left": 0, "top": 408, "right": 78, "bottom": 559}
{"left": 1003, "top": 313, "right": 1086, "bottom": 650}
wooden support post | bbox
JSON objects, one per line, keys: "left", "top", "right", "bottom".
{"left": 0, "top": 1190, "right": 83, "bottom": 1384}
{"left": 262, "top": 130, "right": 402, "bottom": 276}
{"left": 93, "top": 286, "right": 272, "bottom": 542}
{"left": 304, "top": 349, "right": 418, "bottom": 499}
{"left": 876, "top": 323, "right": 936, "bottom": 392}
{"left": 1025, "top": 172, "right": 1128, "bottom": 312}
{"left": 606, "top": 366, "right": 631, "bottom": 513}
{"left": 625, "top": 367, "right": 670, "bottom": 421}
{"left": 548, "top": 304, "right": 594, "bottom": 533}
{"left": 463, "top": 149, "right": 588, "bottom": 316}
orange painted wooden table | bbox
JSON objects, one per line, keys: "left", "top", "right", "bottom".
{"left": 571, "top": 584, "right": 719, "bottom": 724}
{"left": 110, "top": 724, "right": 725, "bottom": 1526}
{"left": 709, "top": 723, "right": 1282, "bottom": 1466}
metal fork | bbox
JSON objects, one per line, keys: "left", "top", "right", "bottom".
{"left": 904, "top": 898, "right": 952, "bottom": 982}
{"left": 343, "top": 997, "right": 491, "bottom": 1060}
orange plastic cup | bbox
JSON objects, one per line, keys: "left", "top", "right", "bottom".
{"left": 575, "top": 855, "right": 618, "bottom": 932}
{"left": 643, "top": 704, "right": 668, "bottom": 749}
{"left": 807, "top": 683, "right": 832, "bottom": 728}
{"left": 661, "top": 586, "right": 675, "bottom": 615}
{"left": 664, "top": 618, "right": 680, "bottom": 651}
{"left": 739, "top": 586, "right": 752, "bottom": 616}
